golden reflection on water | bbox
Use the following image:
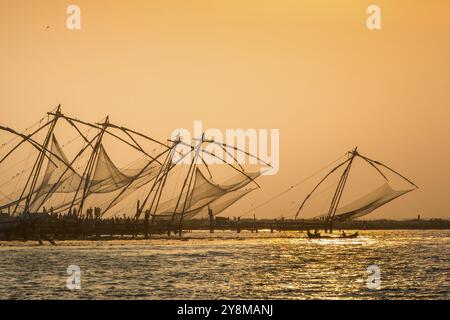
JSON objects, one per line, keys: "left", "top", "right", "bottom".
{"left": 0, "top": 230, "right": 448, "bottom": 299}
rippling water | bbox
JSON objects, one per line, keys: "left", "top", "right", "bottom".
{"left": 0, "top": 230, "right": 448, "bottom": 299}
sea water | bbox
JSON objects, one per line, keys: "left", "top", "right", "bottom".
{"left": 0, "top": 230, "right": 448, "bottom": 299}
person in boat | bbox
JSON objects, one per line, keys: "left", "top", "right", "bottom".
{"left": 341, "top": 230, "right": 346, "bottom": 237}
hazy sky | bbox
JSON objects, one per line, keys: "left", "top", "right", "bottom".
{"left": 1, "top": 0, "right": 449, "bottom": 219}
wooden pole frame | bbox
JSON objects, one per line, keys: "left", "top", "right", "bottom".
{"left": 294, "top": 146, "right": 419, "bottom": 226}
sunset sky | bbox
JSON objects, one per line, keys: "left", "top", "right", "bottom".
{"left": 1, "top": 0, "right": 449, "bottom": 219}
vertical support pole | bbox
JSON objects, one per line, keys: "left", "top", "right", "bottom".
{"left": 208, "top": 207, "right": 214, "bottom": 234}
{"left": 325, "top": 147, "right": 357, "bottom": 233}
{"left": 15, "top": 106, "right": 61, "bottom": 215}
{"left": 144, "top": 210, "right": 150, "bottom": 239}
{"left": 77, "top": 117, "right": 109, "bottom": 216}
{"left": 237, "top": 217, "right": 241, "bottom": 233}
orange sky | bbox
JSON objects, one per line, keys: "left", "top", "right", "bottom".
{"left": 1, "top": 0, "right": 450, "bottom": 219}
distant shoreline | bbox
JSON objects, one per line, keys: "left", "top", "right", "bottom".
{"left": 0, "top": 229, "right": 448, "bottom": 246}
{"left": 0, "top": 217, "right": 448, "bottom": 243}
{"left": 255, "top": 218, "right": 450, "bottom": 230}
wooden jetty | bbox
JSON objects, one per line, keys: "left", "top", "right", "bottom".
{"left": 1, "top": 215, "right": 448, "bottom": 243}
{"left": 0, "top": 216, "right": 317, "bottom": 242}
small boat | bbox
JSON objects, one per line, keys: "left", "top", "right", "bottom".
{"left": 307, "top": 230, "right": 358, "bottom": 239}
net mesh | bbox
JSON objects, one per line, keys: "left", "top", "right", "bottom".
{"left": 315, "top": 182, "right": 414, "bottom": 221}
{"left": 183, "top": 188, "right": 254, "bottom": 219}
{"left": 1, "top": 133, "right": 259, "bottom": 219}
{"left": 155, "top": 168, "right": 259, "bottom": 218}
{"left": 27, "top": 135, "right": 161, "bottom": 213}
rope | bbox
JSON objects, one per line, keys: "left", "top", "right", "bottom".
{"left": 283, "top": 180, "right": 340, "bottom": 218}
{"left": 239, "top": 153, "right": 346, "bottom": 218}
{"left": 0, "top": 115, "right": 47, "bottom": 150}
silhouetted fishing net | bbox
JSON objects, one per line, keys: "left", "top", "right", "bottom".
{"left": 17, "top": 135, "right": 162, "bottom": 213}
{"left": 0, "top": 117, "right": 261, "bottom": 220}
{"left": 183, "top": 188, "right": 255, "bottom": 219}
{"left": 332, "top": 183, "right": 414, "bottom": 221}
{"left": 295, "top": 148, "right": 417, "bottom": 222}
{"left": 154, "top": 168, "right": 259, "bottom": 219}
{"left": 312, "top": 183, "right": 415, "bottom": 221}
